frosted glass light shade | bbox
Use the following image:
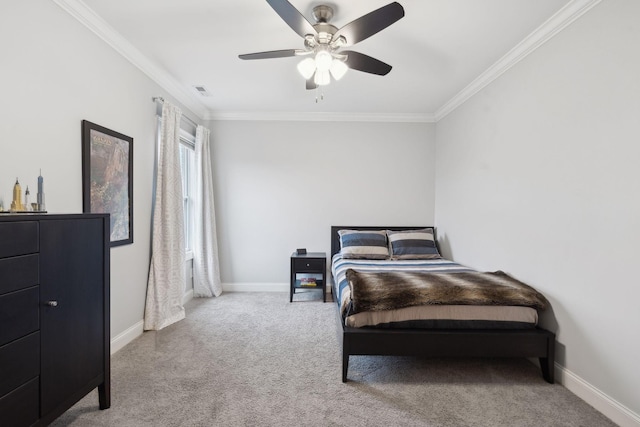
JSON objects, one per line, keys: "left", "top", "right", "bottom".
{"left": 297, "top": 58, "right": 316, "bottom": 79}
{"left": 315, "top": 51, "right": 332, "bottom": 71}
{"left": 330, "top": 59, "right": 348, "bottom": 80}
{"left": 314, "top": 70, "right": 331, "bottom": 86}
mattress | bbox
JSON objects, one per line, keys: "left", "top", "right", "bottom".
{"left": 331, "top": 254, "right": 539, "bottom": 329}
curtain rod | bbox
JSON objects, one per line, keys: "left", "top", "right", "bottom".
{"left": 152, "top": 97, "right": 199, "bottom": 128}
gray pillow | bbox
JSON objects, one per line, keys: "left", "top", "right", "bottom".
{"left": 386, "top": 228, "right": 441, "bottom": 259}
{"left": 338, "top": 229, "right": 389, "bottom": 259}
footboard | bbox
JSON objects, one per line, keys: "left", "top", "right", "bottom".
{"left": 338, "top": 314, "right": 555, "bottom": 383}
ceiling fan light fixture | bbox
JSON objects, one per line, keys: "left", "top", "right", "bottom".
{"left": 314, "top": 70, "right": 331, "bottom": 86}
{"left": 297, "top": 58, "right": 316, "bottom": 79}
{"left": 314, "top": 51, "right": 333, "bottom": 72}
{"left": 330, "top": 59, "right": 348, "bottom": 80}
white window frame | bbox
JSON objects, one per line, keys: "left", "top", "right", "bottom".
{"left": 179, "top": 129, "right": 196, "bottom": 261}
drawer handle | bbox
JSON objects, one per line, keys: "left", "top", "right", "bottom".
{"left": 46, "top": 300, "right": 58, "bottom": 307}
{"left": 306, "top": 263, "right": 310, "bottom": 267}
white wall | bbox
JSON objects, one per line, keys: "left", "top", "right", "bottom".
{"left": 209, "top": 120, "right": 436, "bottom": 284}
{"left": 0, "top": 1, "right": 201, "bottom": 339}
{"left": 435, "top": 0, "right": 640, "bottom": 417}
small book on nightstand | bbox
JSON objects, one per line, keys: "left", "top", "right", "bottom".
{"left": 299, "top": 277, "right": 317, "bottom": 287}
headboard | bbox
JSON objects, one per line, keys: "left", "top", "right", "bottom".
{"left": 330, "top": 226, "right": 436, "bottom": 259}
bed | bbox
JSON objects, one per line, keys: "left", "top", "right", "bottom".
{"left": 331, "top": 226, "right": 555, "bottom": 383}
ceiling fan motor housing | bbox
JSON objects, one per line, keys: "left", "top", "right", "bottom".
{"left": 312, "top": 5, "right": 339, "bottom": 44}
{"left": 314, "top": 23, "right": 338, "bottom": 44}
{"left": 312, "top": 5, "right": 334, "bottom": 23}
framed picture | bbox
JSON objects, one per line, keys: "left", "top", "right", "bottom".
{"left": 82, "top": 120, "right": 133, "bottom": 247}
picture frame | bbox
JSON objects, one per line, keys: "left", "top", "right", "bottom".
{"left": 82, "top": 120, "right": 133, "bottom": 247}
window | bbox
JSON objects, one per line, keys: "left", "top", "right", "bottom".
{"left": 155, "top": 112, "right": 197, "bottom": 260}
{"left": 179, "top": 129, "right": 196, "bottom": 259}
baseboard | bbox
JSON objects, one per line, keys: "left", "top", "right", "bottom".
{"left": 110, "top": 320, "right": 143, "bottom": 355}
{"left": 555, "top": 363, "right": 640, "bottom": 427}
{"left": 222, "top": 282, "right": 289, "bottom": 292}
{"left": 110, "top": 290, "right": 194, "bottom": 354}
{"left": 221, "top": 282, "right": 335, "bottom": 293}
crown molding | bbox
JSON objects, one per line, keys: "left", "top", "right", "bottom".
{"left": 51, "top": 0, "right": 430, "bottom": 124}
{"left": 53, "top": 0, "right": 209, "bottom": 120}
{"left": 207, "top": 111, "right": 435, "bottom": 123}
{"left": 434, "top": 0, "right": 603, "bottom": 122}
{"left": 55, "top": 0, "right": 600, "bottom": 124}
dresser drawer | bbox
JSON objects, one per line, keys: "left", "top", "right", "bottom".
{"left": 0, "top": 221, "right": 39, "bottom": 259}
{"left": 0, "top": 287, "right": 39, "bottom": 346}
{"left": 0, "top": 377, "right": 39, "bottom": 427}
{"left": 0, "top": 254, "right": 39, "bottom": 296}
{"left": 293, "top": 257, "right": 325, "bottom": 272}
{"left": 0, "top": 332, "right": 39, "bottom": 397}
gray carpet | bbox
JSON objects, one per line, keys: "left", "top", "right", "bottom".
{"left": 52, "top": 292, "right": 616, "bottom": 427}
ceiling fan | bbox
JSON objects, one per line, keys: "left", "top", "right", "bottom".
{"left": 239, "top": 0, "right": 405, "bottom": 90}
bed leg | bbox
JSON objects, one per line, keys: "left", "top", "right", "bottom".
{"left": 342, "top": 353, "right": 349, "bottom": 382}
{"left": 539, "top": 357, "right": 554, "bottom": 384}
{"left": 540, "top": 334, "right": 555, "bottom": 384}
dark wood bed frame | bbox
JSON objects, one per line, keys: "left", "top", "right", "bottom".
{"left": 330, "top": 226, "right": 556, "bottom": 383}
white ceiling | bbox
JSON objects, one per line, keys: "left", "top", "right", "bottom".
{"left": 64, "top": 0, "right": 589, "bottom": 121}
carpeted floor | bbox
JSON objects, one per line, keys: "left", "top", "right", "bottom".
{"left": 52, "top": 292, "right": 616, "bottom": 427}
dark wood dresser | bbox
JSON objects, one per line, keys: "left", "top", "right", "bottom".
{"left": 0, "top": 214, "right": 110, "bottom": 426}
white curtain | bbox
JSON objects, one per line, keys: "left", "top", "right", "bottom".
{"left": 144, "top": 101, "right": 186, "bottom": 330}
{"left": 193, "top": 125, "right": 222, "bottom": 297}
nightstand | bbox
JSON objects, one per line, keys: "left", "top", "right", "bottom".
{"left": 290, "top": 252, "right": 326, "bottom": 302}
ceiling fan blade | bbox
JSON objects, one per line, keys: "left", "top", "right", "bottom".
{"left": 266, "top": 0, "right": 317, "bottom": 38}
{"left": 343, "top": 51, "right": 392, "bottom": 75}
{"left": 333, "top": 2, "right": 404, "bottom": 47}
{"left": 239, "top": 49, "right": 303, "bottom": 60}
{"left": 306, "top": 75, "right": 318, "bottom": 90}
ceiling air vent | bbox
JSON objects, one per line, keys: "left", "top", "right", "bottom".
{"left": 193, "top": 85, "right": 212, "bottom": 97}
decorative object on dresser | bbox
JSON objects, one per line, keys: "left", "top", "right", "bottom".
{"left": 37, "top": 170, "right": 45, "bottom": 211}
{"left": 0, "top": 213, "right": 111, "bottom": 426}
{"left": 330, "top": 226, "right": 555, "bottom": 383}
{"left": 2, "top": 173, "right": 48, "bottom": 214}
{"left": 290, "top": 252, "right": 326, "bottom": 302}
{"left": 82, "top": 120, "right": 133, "bottom": 247}
{"left": 10, "top": 178, "right": 23, "bottom": 211}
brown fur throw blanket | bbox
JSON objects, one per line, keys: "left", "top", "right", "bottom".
{"left": 346, "top": 269, "right": 548, "bottom": 314}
